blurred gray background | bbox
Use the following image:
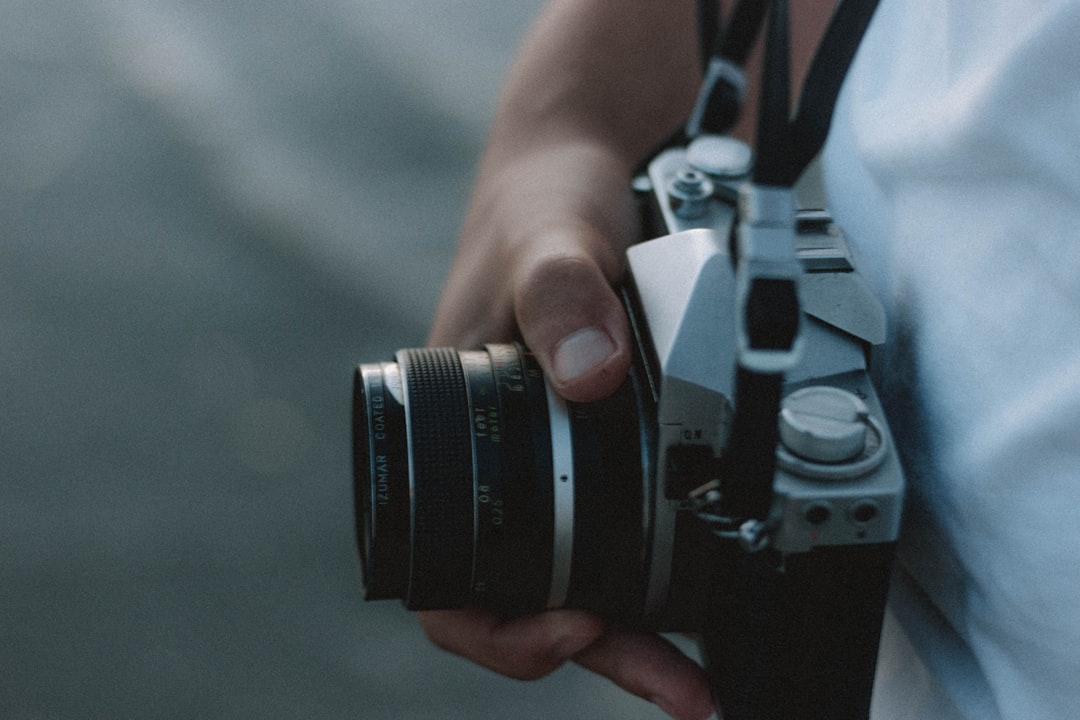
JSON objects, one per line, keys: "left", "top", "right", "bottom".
{"left": 0, "top": 2, "right": 683, "bottom": 718}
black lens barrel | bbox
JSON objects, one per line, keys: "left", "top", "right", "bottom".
{"left": 354, "top": 344, "right": 556, "bottom": 612}
{"left": 353, "top": 343, "right": 652, "bottom": 618}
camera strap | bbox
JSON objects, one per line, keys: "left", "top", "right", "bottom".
{"left": 691, "top": 0, "right": 880, "bottom": 172}
{"left": 689, "top": 0, "right": 769, "bottom": 135}
{"left": 709, "top": 0, "right": 880, "bottom": 523}
{"left": 689, "top": 8, "right": 892, "bottom": 719}
{"left": 763, "top": 0, "right": 881, "bottom": 185}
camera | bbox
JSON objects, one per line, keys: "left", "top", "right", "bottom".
{"left": 352, "top": 134, "right": 904, "bottom": 719}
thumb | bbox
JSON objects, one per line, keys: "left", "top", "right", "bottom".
{"left": 514, "top": 251, "right": 632, "bottom": 404}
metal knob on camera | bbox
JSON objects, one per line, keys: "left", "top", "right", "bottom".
{"left": 666, "top": 168, "right": 714, "bottom": 219}
{"left": 780, "top": 386, "right": 868, "bottom": 464}
{"left": 776, "top": 385, "right": 888, "bottom": 481}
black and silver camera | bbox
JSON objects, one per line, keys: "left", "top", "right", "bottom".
{"left": 354, "top": 3, "right": 898, "bottom": 717}
{"left": 352, "top": 132, "right": 903, "bottom": 718}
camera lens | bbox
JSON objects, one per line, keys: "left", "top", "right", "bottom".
{"left": 353, "top": 343, "right": 655, "bottom": 618}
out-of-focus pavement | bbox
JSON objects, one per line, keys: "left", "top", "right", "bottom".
{"left": 0, "top": 2, "right": 680, "bottom": 718}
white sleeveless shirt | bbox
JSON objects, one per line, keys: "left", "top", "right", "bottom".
{"left": 823, "top": 1, "right": 1080, "bottom": 717}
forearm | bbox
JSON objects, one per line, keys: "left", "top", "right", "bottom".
{"left": 485, "top": 0, "right": 701, "bottom": 166}
{"left": 487, "top": 0, "right": 835, "bottom": 158}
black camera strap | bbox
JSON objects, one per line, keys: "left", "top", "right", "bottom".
{"left": 695, "top": 5, "right": 891, "bottom": 719}
{"left": 766, "top": 0, "right": 881, "bottom": 185}
{"left": 689, "top": 0, "right": 770, "bottom": 134}
{"left": 691, "top": 0, "right": 880, "bottom": 174}
{"left": 704, "top": 0, "right": 879, "bottom": 524}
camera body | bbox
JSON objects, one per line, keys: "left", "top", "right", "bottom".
{"left": 632, "top": 136, "right": 902, "bottom": 594}
{"left": 352, "top": 134, "right": 904, "bottom": 719}
{"left": 626, "top": 136, "right": 903, "bottom": 718}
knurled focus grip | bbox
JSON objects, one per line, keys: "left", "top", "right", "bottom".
{"left": 397, "top": 348, "right": 474, "bottom": 610}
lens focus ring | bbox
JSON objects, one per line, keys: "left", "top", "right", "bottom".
{"left": 397, "top": 348, "right": 474, "bottom": 610}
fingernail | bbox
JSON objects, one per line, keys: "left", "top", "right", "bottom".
{"left": 551, "top": 327, "right": 615, "bottom": 384}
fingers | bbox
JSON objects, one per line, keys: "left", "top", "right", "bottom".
{"left": 420, "top": 608, "right": 717, "bottom": 720}
{"left": 574, "top": 628, "right": 717, "bottom": 720}
{"left": 419, "top": 607, "right": 605, "bottom": 681}
{"left": 514, "top": 245, "right": 632, "bottom": 403}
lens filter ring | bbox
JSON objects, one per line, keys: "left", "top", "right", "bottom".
{"left": 354, "top": 362, "right": 409, "bottom": 599}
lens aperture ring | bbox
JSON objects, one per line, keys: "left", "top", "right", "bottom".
{"left": 459, "top": 350, "right": 504, "bottom": 600}
{"left": 487, "top": 344, "right": 553, "bottom": 614}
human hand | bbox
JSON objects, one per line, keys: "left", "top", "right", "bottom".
{"left": 423, "top": 138, "right": 715, "bottom": 720}
{"left": 420, "top": 1, "right": 714, "bottom": 716}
